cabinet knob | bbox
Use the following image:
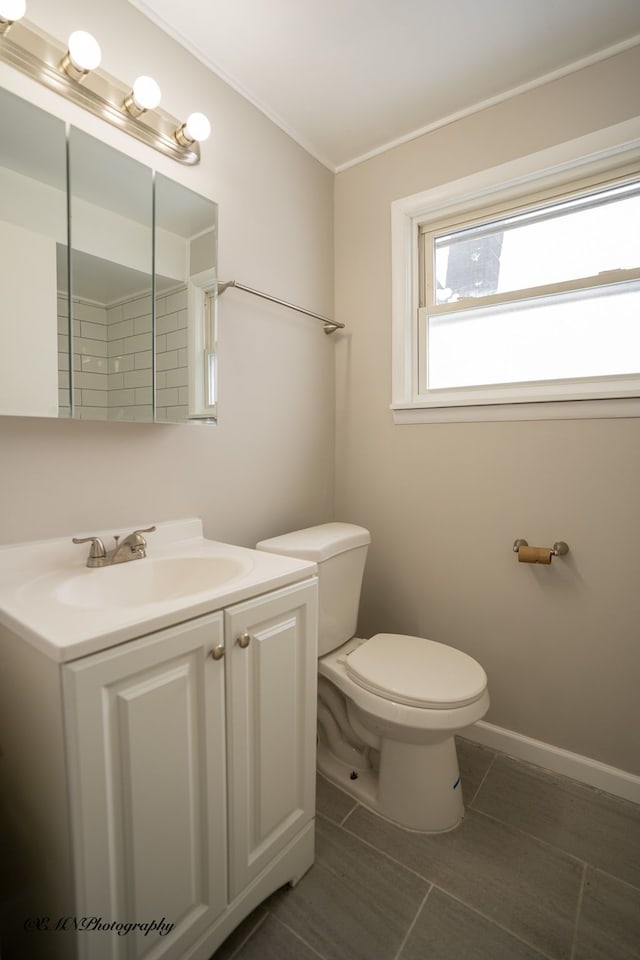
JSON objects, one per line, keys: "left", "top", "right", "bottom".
{"left": 210, "top": 644, "right": 225, "bottom": 660}
{"left": 237, "top": 632, "right": 251, "bottom": 649}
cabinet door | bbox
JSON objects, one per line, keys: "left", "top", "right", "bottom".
{"left": 63, "top": 612, "right": 227, "bottom": 960}
{"left": 225, "top": 579, "right": 317, "bottom": 897}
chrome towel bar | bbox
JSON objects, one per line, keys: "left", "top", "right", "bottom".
{"left": 217, "top": 280, "right": 344, "bottom": 334}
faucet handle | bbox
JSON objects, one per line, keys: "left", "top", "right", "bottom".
{"left": 72, "top": 535, "right": 106, "bottom": 559}
{"left": 133, "top": 526, "right": 157, "bottom": 536}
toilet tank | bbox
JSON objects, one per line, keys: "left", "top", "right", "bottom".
{"left": 256, "top": 523, "right": 371, "bottom": 656}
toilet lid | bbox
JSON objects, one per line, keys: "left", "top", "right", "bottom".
{"left": 344, "top": 633, "right": 487, "bottom": 709}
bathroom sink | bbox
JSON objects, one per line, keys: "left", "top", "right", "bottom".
{"left": 0, "top": 518, "right": 317, "bottom": 661}
{"left": 52, "top": 555, "right": 252, "bottom": 609}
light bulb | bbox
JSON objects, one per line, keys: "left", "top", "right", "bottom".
{"left": 185, "top": 112, "right": 211, "bottom": 142}
{"left": 0, "top": 0, "right": 26, "bottom": 32}
{"left": 124, "top": 75, "right": 161, "bottom": 116}
{"left": 175, "top": 111, "right": 211, "bottom": 146}
{"left": 132, "top": 76, "right": 161, "bottom": 111}
{"left": 66, "top": 30, "right": 101, "bottom": 72}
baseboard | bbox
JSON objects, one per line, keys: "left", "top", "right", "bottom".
{"left": 461, "top": 720, "right": 640, "bottom": 805}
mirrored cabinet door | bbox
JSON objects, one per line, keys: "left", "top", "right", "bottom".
{"left": 155, "top": 174, "right": 218, "bottom": 423}
{"left": 0, "top": 86, "right": 219, "bottom": 424}
{"left": 68, "top": 128, "right": 154, "bottom": 422}
{"left": 0, "top": 88, "right": 67, "bottom": 418}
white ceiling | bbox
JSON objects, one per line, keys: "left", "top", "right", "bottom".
{"left": 129, "top": 0, "right": 640, "bottom": 171}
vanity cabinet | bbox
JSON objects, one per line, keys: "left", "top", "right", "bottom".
{"left": 0, "top": 578, "right": 317, "bottom": 960}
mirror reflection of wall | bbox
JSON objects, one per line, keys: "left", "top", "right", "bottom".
{"left": 0, "top": 87, "right": 67, "bottom": 417}
{"left": 67, "top": 129, "right": 154, "bottom": 422}
{"left": 155, "top": 174, "right": 218, "bottom": 423}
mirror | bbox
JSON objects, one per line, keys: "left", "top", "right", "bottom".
{"left": 155, "top": 174, "right": 218, "bottom": 422}
{"left": 0, "top": 87, "right": 67, "bottom": 418}
{"left": 68, "top": 128, "right": 154, "bottom": 422}
{"left": 0, "top": 87, "right": 218, "bottom": 423}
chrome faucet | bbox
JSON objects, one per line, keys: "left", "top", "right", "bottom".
{"left": 73, "top": 526, "right": 157, "bottom": 568}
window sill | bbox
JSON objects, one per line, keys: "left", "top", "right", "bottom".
{"left": 391, "top": 396, "right": 640, "bottom": 424}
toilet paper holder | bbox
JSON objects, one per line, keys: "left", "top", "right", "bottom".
{"left": 513, "top": 538, "right": 569, "bottom": 557}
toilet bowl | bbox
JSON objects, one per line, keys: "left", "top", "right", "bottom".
{"left": 256, "top": 523, "right": 489, "bottom": 833}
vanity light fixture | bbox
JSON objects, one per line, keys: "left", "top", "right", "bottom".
{"left": 0, "top": 4, "right": 210, "bottom": 163}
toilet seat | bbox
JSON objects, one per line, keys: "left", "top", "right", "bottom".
{"left": 344, "top": 633, "right": 487, "bottom": 709}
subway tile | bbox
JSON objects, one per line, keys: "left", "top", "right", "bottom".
{"left": 123, "top": 370, "right": 152, "bottom": 389}
{"left": 574, "top": 867, "right": 640, "bottom": 959}
{"left": 109, "top": 389, "right": 135, "bottom": 406}
{"left": 79, "top": 355, "right": 108, "bottom": 375}
{"left": 400, "top": 887, "right": 548, "bottom": 960}
{"left": 157, "top": 312, "right": 179, "bottom": 336}
{"left": 122, "top": 333, "right": 153, "bottom": 355}
{"left": 164, "top": 405, "right": 189, "bottom": 420}
{"left": 165, "top": 367, "right": 188, "bottom": 389}
{"left": 134, "top": 350, "right": 153, "bottom": 370}
{"left": 157, "top": 388, "right": 178, "bottom": 408}
{"left": 134, "top": 387, "right": 153, "bottom": 406}
{"left": 166, "top": 288, "right": 188, "bottom": 313}
{"left": 345, "top": 805, "right": 582, "bottom": 959}
{"left": 79, "top": 320, "right": 108, "bottom": 341}
{"left": 472, "top": 754, "right": 640, "bottom": 889}
{"left": 80, "top": 390, "right": 108, "bottom": 407}
{"left": 167, "top": 328, "right": 188, "bottom": 351}
{"left": 123, "top": 295, "right": 152, "bottom": 321}
{"left": 73, "top": 301, "right": 106, "bottom": 325}
{"left": 109, "top": 355, "right": 134, "bottom": 374}
{"left": 75, "top": 372, "right": 109, "bottom": 391}
{"left": 75, "top": 338, "right": 108, "bottom": 358}
{"left": 178, "top": 348, "right": 188, "bottom": 367}
{"left": 108, "top": 318, "right": 135, "bottom": 341}
{"left": 268, "top": 816, "right": 428, "bottom": 960}
{"left": 107, "top": 303, "right": 124, "bottom": 325}
{"left": 157, "top": 350, "right": 178, "bottom": 371}
{"left": 177, "top": 308, "right": 188, "bottom": 329}
{"left": 134, "top": 313, "right": 152, "bottom": 335}
{"left": 76, "top": 405, "right": 109, "bottom": 420}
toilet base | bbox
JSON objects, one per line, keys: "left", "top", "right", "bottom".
{"left": 317, "top": 731, "right": 465, "bottom": 833}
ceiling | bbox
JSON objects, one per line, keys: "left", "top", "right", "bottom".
{"left": 129, "top": 0, "right": 640, "bottom": 171}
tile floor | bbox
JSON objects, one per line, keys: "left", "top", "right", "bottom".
{"left": 213, "top": 738, "right": 640, "bottom": 960}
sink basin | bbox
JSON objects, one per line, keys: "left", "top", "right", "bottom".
{"left": 53, "top": 555, "right": 252, "bottom": 609}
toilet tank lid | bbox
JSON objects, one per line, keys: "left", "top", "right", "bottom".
{"left": 256, "top": 522, "right": 370, "bottom": 561}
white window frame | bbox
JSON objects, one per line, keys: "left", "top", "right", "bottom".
{"left": 391, "top": 118, "right": 640, "bottom": 423}
{"left": 187, "top": 267, "right": 217, "bottom": 421}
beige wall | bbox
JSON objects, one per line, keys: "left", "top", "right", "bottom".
{"left": 334, "top": 46, "right": 640, "bottom": 776}
{"left": 0, "top": 0, "right": 335, "bottom": 548}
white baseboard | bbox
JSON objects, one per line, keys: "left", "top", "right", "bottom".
{"left": 461, "top": 720, "right": 640, "bottom": 805}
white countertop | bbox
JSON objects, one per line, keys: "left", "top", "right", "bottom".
{"left": 0, "top": 518, "right": 316, "bottom": 662}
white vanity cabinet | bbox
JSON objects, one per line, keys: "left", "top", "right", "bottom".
{"left": 0, "top": 576, "right": 317, "bottom": 960}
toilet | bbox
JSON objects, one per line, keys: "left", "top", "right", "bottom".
{"left": 256, "top": 522, "right": 489, "bottom": 833}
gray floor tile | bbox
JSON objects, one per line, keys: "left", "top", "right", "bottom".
{"left": 212, "top": 906, "right": 267, "bottom": 959}
{"left": 471, "top": 754, "right": 640, "bottom": 889}
{"left": 574, "top": 867, "right": 640, "bottom": 960}
{"left": 456, "top": 737, "right": 495, "bottom": 805}
{"left": 268, "top": 816, "right": 428, "bottom": 960}
{"left": 230, "top": 914, "right": 322, "bottom": 960}
{"left": 346, "top": 804, "right": 582, "bottom": 960}
{"left": 316, "top": 774, "right": 358, "bottom": 824}
{"left": 400, "top": 887, "right": 549, "bottom": 960}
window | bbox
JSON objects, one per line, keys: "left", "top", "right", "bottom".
{"left": 391, "top": 120, "right": 640, "bottom": 422}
